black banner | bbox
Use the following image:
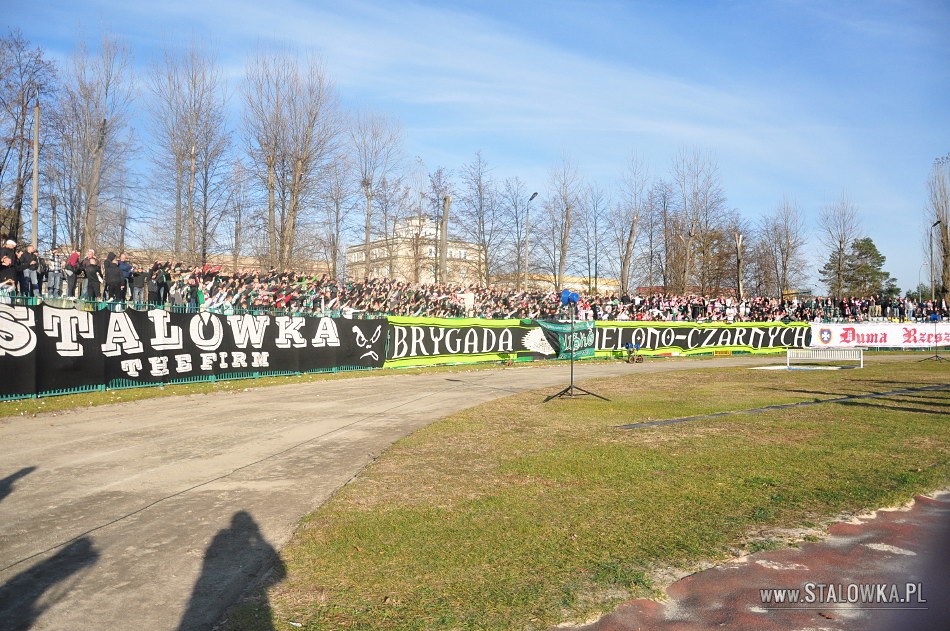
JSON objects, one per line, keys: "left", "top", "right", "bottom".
{"left": 595, "top": 323, "right": 811, "bottom": 353}
{"left": 2, "top": 307, "right": 814, "bottom": 397}
{"left": 0, "top": 305, "right": 386, "bottom": 396}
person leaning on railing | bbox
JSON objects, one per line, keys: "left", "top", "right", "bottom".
{"left": 0, "top": 253, "right": 17, "bottom": 302}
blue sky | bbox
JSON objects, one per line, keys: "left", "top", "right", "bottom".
{"left": 9, "top": 0, "right": 950, "bottom": 292}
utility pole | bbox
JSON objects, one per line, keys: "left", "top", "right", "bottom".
{"left": 734, "top": 231, "right": 744, "bottom": 302}
{"left": 524, "top": 192, "right": 537, "bottom": 290}
{"left": 932, "top": 220, "right": 942, "bottom": 303}
{"left": 439, "top": 195, "right": 451, "bottom": 283}
{"left": 31, "top": 97, "right": 39, "bottom": 249}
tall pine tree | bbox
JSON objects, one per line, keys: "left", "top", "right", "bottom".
{"left": 843, "top": 237, "right": 898, "bottom": 297}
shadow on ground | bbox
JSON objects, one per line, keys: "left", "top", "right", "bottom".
{"left": 177, "top": 511, "right": 285, "bottom": 631}
{"left": 0, "top": 537, "right": 99, "bottom": 631}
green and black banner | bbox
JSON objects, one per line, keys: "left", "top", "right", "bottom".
{"left": 536, "top": 319, "right": 596, "bottom": 360}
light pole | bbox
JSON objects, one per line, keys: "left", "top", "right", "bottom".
{"left": 931, "top": 219, "right": 942, "bottom": 303}
{"left": 524, "top": 192, "right": 538, "bottom": 290}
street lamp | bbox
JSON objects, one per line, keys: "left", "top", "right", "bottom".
{"left": 524, "top": 192, "right": 538, "bottom": 290}
{"left": 931, "top": 219, "right": 942, "bottom": 303}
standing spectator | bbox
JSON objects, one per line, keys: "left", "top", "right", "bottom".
{"left": 46, "top": 245, "right": 66, "bottom": 296}
{"left": 64, "top": 249, "right": 81, "bottom": 298}
{"left": 0, "top": 239, "right": 16, "bottom": 262}
{"left": 16, "top": 244, "right": 39, "bottom": 296}
{"left": 78, "top": 249, "right": 96, "bottom": 298}
{"left": 103, "top": 252, "right": 124, "bottom": 301}
{"left": 131, "top": 264, "right": 147, "bottom": 304}
{"left": 82, "top": 254, "right": 102, "bottom": 300}
{"left": 118, "top": 253, "right": 133, "bottom": 299}
{"left": 154, "top": 263, "right": 170, "bottom": 304}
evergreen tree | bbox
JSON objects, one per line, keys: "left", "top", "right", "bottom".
{"left": 843, "top": 237, "right": 898, "bottom": 297}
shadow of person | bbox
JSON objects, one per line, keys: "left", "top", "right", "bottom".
{"left": 0, "top": 466, "right": 37, "bottom": 504}
{"left": 0, "top": 536, "right": 99, "bottom": 631}
{"left": 176, "top": 511, "right": 286, "bottom": 631}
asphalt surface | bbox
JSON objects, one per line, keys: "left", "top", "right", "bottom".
{"left": 0, "top": 356, "right": 780, "bottom": 631}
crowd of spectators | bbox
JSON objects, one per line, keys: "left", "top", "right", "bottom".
{"left": 1, "top": 241, "right": 947, "bottom": 323}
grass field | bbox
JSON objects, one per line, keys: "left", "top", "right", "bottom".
{"left": 220, "top": 359, "right": 949, "bottom": 631}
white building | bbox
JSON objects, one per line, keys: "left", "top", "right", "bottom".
{"left": 346, "top": 217, "right": 483, "bottom": 284}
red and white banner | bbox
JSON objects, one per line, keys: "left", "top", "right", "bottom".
{"left": 810, "top": 323, "right": 950, "bottom": 348}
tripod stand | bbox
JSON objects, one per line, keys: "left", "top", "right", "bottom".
{"left": 544, "top": 303, "right": 609, "bottom": 402}
{"left": 920, "top": 314, "right": 947, "bottom": 362}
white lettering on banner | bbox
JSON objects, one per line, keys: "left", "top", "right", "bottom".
{"left": 43, "top": 309, "right": 93, "bottom": 356}
{"left": 231, "top": 352, "right": 247, "bottom": 368}
{"left": 444, "top": 328, "right": 460, "bottom": 354}
{"left": 464, "top": 328, "right": 479, "bottom": 354}
{"left": 388, "top": 325, "right": 518, "bottom": 358}
{"left": 175, "top": 354, "right": 193, "bottom": 373}
{"left": 101, "top": 312, "right": 144, "bottom": 357}
{"left": 390, "top": 326, "right": 407, "bottom": 358}
{"left": 200, "top": 353, "right": 217, "bottom": 371}
{"left": 251, "top": 351, "right": 269, "bottom": 367}
{"left": 410, "top": 326, "right": 427, "bottom": 356}
{"left": 811, "top": 323, "right": 950, "bottom": 348}
{"left": 274, "top": 316, "right": 306, "bottom": 348}
{"left": 148, "top": 356, "right": 170, "bottom": 377}
{"left": 430, "top": 327, "right": 447, "bottom": 352}
{"left": 311, "top": 318, "right": 340, "bottom": 347}
{"left": 497, "top": 328, "right": 513, "bottom": 352}
{"left": 225, "top": 314, "right": 269, "bottom": 348}
{"left": 149, "top": 309, "right": 183, "bottom": 350}
{"left": 660, "top": 328, "right": 675, "bottom": 348}
{"left": 120, "top": 358, "right": 143, "bottom": 377}
{"left": 599, "top": 327, "right": 617, "bottom": 350}
{"left": 189, "top": 313, "right": 224, "bottom": 351}
{"left": 0, "top": 305, "right": 37, "bottom": 356}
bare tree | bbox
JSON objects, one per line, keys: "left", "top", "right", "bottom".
{"left": 727, "top": 215, "right": 753, "bottom": 301}
{"left": 318, "top": 153, "right": 354, "bottom": 278}
{"left": 644, "top": 179, "right": 674, "bottom": 290}
{"left": 817, "top": 194, "right": 861, "bottom": 298}
{"left": 374, "top": 175, "right": 412, "bottom": 277}
{"left": 222, "top": 159, "right": 250, "bottom": 272}
{"left": 147, "top": 42, "right": 233, "bottom": 264}
{"left": 928, "top": 155, "right": 950, "bottom": 305}
{"left": 49, "top": 34, "right": 135, "bottom": 253}
{"left": 578, "top": 184, "right": 608, "bottom": 293}
{"left": 498, "top": 177, "right": 532, "bottom": 289}
{"left": 758, "top": 196, "right": 808, "bottom": 299}
{"left": 425, "top": 167, "right": 453, "bottom": 282}
{"left": 670, "top": 148, "right": 729, "bottom": 294}
{"left": 0, "top": 30, "right": 57, "bottom": 244}
{"left": 610, "top": 155, "right": 649, "bottom": 295}
{"left": 349, "top": 111, "right": 403, "bottom": 278}
{"left": 457, "top": 151, "right": 501, "bottom": 284}
{"left": 242, "top": 51, "right": 342, "bottom": 271}
{"left": 539, "top": 159, "right": 581, "bottom": 288}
